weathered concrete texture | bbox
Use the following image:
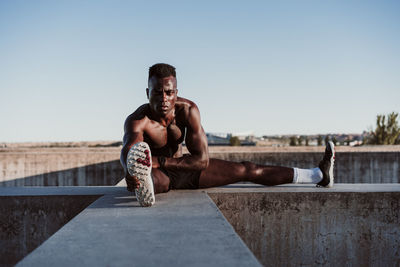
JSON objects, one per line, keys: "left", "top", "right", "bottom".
{"left": 0, "top": 148, "right": 126, "bottom": 186}
{"left": 0, "top": 186, "right": 125, "bottom": 196}
{"left": 17, "top": 190, "right": 261, "bottom": 267}
{"left": 0, "top": 195, "right": 100, "bottom": 267}
{"left": 0, "top": 148, "right": 123, "bottom": 186}
{"left": 208, "top": 184, "right": 400, "bottom": 267}
{"left": 2, "top": 148, "right": 400, "bottom": 186}
{"left": 337, "top": 152, "right": 400, "bottom": 183}
{"left": 3, "top": 185, "right": 400, "bottom": 267}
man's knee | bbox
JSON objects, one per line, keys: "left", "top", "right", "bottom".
{"left": 240, "top": 161, "right": 262, "bottom": 179}
{"left": 152, "top": 169, "right": 170, "bottom": 193}
{"left": 157, "top": 177, "right": 170, "bottom": 193}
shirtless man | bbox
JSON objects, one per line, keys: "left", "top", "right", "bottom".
{"left": 120, "top": 63, "right": 335, "bottom": 206}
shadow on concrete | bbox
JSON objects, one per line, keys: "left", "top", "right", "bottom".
{"left": 218, "top": 184, "right": 265, "bottom": 188}
{"left": 0, "top": 160, "right": 124, "bottom": 187}
{"left": 218, "top": 184, "right": 317, "bottom": 188}
{"left": 2, "top": 151, "right": 400, "bottom": 186}
{"left": 110, "top": 195, "right": 143, "bottom": 208}
{"left": 0, "top": 195, "right": 101, "bottom": 267}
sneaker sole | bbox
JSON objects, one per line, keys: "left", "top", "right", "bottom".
{"left": 127, "top": 142, "right": 155, "bottom": 207}
{"left": 316, "top": 141, "right": 335, "bottom": 188}
{"left": 327, "top": 141, "right": 335, "bottom": 188}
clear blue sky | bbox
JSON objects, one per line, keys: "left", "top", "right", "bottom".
{"left": 1, "top": 0, "right": 399, "bottom": 142}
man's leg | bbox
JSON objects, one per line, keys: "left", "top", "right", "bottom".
{"left": 199, "top": 141, "right": 335, "bottom": 188}
{"left": 198, "top": 159, "right": 293, "bottom": 188}
{"left": 151, "top": 168, "right": 171, "bottom": 194}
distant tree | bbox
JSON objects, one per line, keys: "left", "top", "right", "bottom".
{"left": 317, "top": 135, "right": 323, "bottom": 146}
{"left": 367, "top": 112, "right": 400, "bottom": 145}
{"left": 332, "top": 136, "right": 337, "bottom": 146}
{"left": 289, "top": 136, "right": 297, "bottom": 146}
{"left": 297, "top": 136, "right": 304, "bottom": 146}
{"left": 305, "top": 136, "right": 309, "bottom": 146}
{"left": 229, "top": 136, "right": 241, "bottom": 146}
{"left": 324, "top": 135, "right": 330, "bottom": 146}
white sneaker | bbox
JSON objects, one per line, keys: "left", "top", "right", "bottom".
{"left": 127, "top": 142, "right": 155, "bottom": 207}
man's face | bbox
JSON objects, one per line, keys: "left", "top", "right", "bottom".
{"left": 147, "top": 75, "right": 178, "bottom": 117}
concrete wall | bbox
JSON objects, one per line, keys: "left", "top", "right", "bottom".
{"left": 1, "top": 148, "right": 399, "bottom": 186}
{"left": 209, "top": 191, "right": 400, "bottom": 267}
{"left": 0, "top": 148, "right": 123, "bottom": 186}
{"left": 0, "top": 195, "right": 99, "bottom": 266}
{"left": 2, "top": 185, "right": 399, "bottom": 266}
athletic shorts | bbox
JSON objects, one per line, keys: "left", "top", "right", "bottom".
{"left": 159, "top": 167, "right": 201, "bottom": 190}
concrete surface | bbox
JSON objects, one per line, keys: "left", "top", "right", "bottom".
{"left": 2, "top": 184, "right": 400, "bottom": 266}
{"left": 0, "top": 195, "right": 99, "bottom": 266}
{"left": 1, "top": 148, "right": 400, "bottom": 186}
{"left": 208, "top": 184, "right": 400, "bottom": 267}
{"left": 0, "top": 186, "right": 124, "bottom": 196}
{"left": 0, "top": 148, "right": 123, "bottom": 186}
{"left": 0, "top": 187, "right": 123, "bottom": 267}
{"left": 14, "top": 188, "right": 261, "bottom": 267}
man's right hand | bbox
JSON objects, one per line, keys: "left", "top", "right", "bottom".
{"left": 125, "top": 173, "right": 140, "bottom": 192}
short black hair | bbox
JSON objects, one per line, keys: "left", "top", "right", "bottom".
{"left": 148, "top": 63, "right": 176, "bottom": 81}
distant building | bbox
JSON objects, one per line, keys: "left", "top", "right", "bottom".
{"left": 206, "top": 133, "right": 231, "bottom": 146}
{"left": 206, "top": 132, "right": 256, "bottom": 146}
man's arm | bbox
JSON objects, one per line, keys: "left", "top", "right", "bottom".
{"left": 120, "top": 118, "right": 145, "bottom": 190}
{"left": 160, "top": 104, "right": 209, "bottom": 171}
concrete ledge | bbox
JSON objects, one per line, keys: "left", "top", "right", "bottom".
{"left": 15, "top": 188, "right": 260, "bottom": 267}
{"left": 207, "top": 184, "right": 400, "bottom": 267}
{"left": 204, "top": 183, "right": 400, "bottom": 193}
{"left": 0, "top": 194, "right": 100, "bottom": 266}
{"left": 2, "top": 184, "right": 399, "bottom": 266}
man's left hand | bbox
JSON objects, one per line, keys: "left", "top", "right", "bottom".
{"left": 152, "top": 156, "right": 160, "bottom": 168}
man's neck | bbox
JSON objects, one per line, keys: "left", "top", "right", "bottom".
{"left": 149, "top": 106, "right": 175, "bottom": 127}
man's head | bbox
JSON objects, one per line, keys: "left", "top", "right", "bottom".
{"left": 146, "top": 63, "right": 178, "bottom": 117}
{"left": 148, "top": 63, "right": 176, "bottom": 81}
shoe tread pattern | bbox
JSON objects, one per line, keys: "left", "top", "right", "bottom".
{"left": 317, "top": 141, "right": 335, "bottom": 188}
{"left": 127, "top": 142, "right": 155, "bottom": 207}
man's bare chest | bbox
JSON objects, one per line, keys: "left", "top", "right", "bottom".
{"left": 144, "top": 121, "right": 186, "bottom": 149}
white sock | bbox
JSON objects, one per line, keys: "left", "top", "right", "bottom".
{"left": 292, "top": 167, "right": 323, "bottom": 184}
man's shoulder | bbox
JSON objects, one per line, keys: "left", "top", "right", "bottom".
{"left": 176, "top": 97, "right": 199, "bottom": 113}
{"left": 124, "top": 104, "right": 150, "bottom": 126}
{"left": 175, "top": 97, "right": 202, "bottom": 127}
